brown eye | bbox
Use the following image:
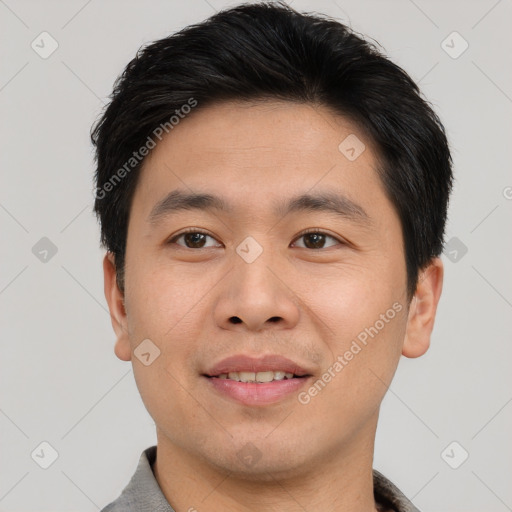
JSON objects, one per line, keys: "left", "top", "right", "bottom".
{"left": 169, "top": 230, "right": 221, "bottom": 249}
{"left": 293, "top": 231, "right": 341, "bottom": 249}
{"left": 182, "top": 232, "right": 207, "bottom": 248}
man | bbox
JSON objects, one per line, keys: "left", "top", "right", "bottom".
{"left": 93, "top": 2, "right": 452, "bottom": 511}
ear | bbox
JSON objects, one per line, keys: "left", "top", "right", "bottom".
{"left": 402, "top": 258, "right": 444, "bottom": 358}
{"left": 103, "top": 252, "right": 132, "bottom": 361}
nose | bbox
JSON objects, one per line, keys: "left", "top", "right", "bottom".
{"left": 213, "top": 248, "right": 300, "bottom": 332}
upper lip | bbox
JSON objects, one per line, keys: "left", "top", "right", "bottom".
{"left": 204, "top": 354, "right": 312, "bottom": 377}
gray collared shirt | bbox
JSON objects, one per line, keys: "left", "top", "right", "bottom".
{"left": 101, "top": 445, "right": 420, "bottom": 512}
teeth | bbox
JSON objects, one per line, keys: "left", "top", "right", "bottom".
{"left": 239, "top": 371, "right": 256, "bottom": 382}
{"left": 216, "top": 371, "right": 298, "bottom": 382}
{"left": 255, "top": 371, "right": 274, "bottom": 383}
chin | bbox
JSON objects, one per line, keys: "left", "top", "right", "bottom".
{"left": 199, "top": 435, "right": 314, "bottom": 481}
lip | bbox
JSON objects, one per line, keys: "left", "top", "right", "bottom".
{"left": 204, "top": 354, "right": 312, "bottom": 377}
{"left": 205, "top": 376, "right": 312, "bottom": 406}
{"left": 203, "top": 354, "right": 314, "bottom": 406}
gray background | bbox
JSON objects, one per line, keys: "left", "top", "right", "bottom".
{"left": 1, "top": 0, "right": 511, "bottom": 510}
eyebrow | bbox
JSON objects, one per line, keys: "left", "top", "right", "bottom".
{"left": 147, "top": 189, "right": 371, "bottom": 226}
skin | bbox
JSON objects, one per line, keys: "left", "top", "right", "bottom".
{"left": 103, "top": 100, "right": 444, "bottom": 512}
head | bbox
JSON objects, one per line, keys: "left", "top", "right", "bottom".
{"left": 93, "top": 1, "right": 451, "bottom": 477}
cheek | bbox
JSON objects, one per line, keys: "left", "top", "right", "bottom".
{"left": 298, "top": 301, "right": 408, "bottom": 429}
{"left": 300, "top": 259, "right": 405, "bottom": 333}
{"left": 126, "top": 266, "right": 206, "bottom": 431}
{"left": 299, "top": 266, "right": 407, "bottom": 392}
{"left": 127, "top": 258, "right": 207, "bottom": 338}
{"left": 125, "top": 260, "right": 205, "bottom": 386}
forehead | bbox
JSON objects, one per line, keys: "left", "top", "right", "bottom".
{"left": 131, "top": 100, "right": 389, "bottom": 223}
{"left": 145, "top": 99, "right": 375, "bottom": 162}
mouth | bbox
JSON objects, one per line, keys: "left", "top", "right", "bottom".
{"left": 207, "top": 370, "right": 308, "bottom": 382}
{"left": 203, "top": 354, "right": 314, "bottom": 406}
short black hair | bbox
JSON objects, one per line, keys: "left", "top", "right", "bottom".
{"left": 91, "top": 0, "right": 453, "bottom": 299}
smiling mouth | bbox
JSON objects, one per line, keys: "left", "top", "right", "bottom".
{"left": 204, "top": 365, "right": 313, "bottom": 406}
{"left": 206, "top": 371, "right": 310, "bottom": 383}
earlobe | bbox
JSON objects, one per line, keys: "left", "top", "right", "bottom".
{"left": 402, "top": 258, "right": 444, "bottom": 358}
{"left": 103, "top": 252, "right": 132, "bottom": 361}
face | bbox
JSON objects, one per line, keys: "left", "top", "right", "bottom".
{"left": 104, "top": 100, "right": 442, "bottom": 479}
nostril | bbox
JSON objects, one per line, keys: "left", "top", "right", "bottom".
{"left": 228, "top": 316, "right": 281, "bottom": 324}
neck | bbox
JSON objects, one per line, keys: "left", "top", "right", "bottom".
{"left": 153, "top": 422, "right": 381, "bottom": 512}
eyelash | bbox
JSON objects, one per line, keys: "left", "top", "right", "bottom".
{"left": 167, "top": 227, "right": 345, "bottom": 249}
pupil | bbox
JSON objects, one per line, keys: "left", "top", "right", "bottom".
{"left": 186, "top": 233, "right": 205, "bottom": 248}
{"left": 305, "top": 233, "right": 324, "bottom": 249}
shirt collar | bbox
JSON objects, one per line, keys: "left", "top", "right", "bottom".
{"left": 102, "top": 445, "right": 420, "bottom": 512}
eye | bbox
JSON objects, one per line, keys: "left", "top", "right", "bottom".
{"left": 168, "top": 228, "right": 222, "bottom": 249}
{"left": 167, "top": 228, "right": 344, "bottom": 250}
{"left": 292, "top": 229, "right": 343, "bottom": 249}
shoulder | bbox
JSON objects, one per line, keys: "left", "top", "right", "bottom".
{"left": 373, "top": 469, "right": 421, "bottom": 512}
{"left": 100, "top": 445, "right": 175, "bottom": 512}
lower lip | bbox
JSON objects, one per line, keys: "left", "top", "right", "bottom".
{"left": 205, "top": 376, "right": 311, "bottom": 406}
